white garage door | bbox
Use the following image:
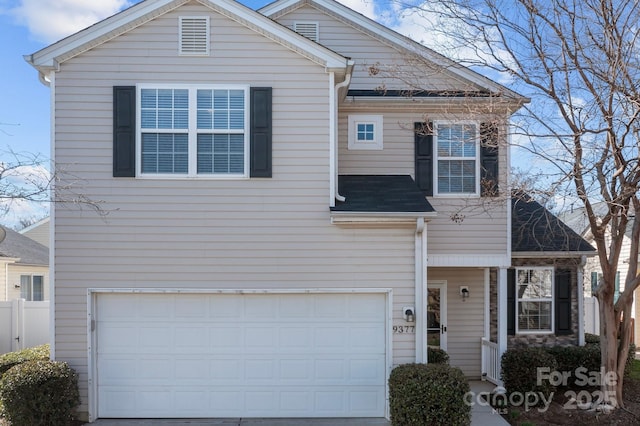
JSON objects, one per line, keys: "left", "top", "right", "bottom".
{"left": 96, "top": 292, "right": 388, "bottom": 418}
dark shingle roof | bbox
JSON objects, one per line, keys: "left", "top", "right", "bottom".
{"left": 331, "top": 175, "right": 435, "bottom": 214}
{"left": 0, "top": 226, "right": 49, "bottom": 265}
{"left": 512, "top": 194, "right": 595, "bottom": 253}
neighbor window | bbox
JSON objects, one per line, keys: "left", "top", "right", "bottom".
{"left": 348, "top": 115, "right": 383, "bottom": 150}
{"left": 139, "top": 85, "right": 248, "bottom": 177}
{"left": 435, "top": 122, "right": 479, "bottom": 195}
{"left": 516, "top": 268, "right": 554, "bottom": 333}
{"left": 20, "top": 275, "right": 44, "bottom": 301}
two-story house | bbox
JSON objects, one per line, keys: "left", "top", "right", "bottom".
{"left": 26, "top": 0, "right": 594, "bottom": 421}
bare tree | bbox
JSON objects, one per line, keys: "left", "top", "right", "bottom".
{"left": 391, "top": 0, "right": 640, "bottom": 408}
{"left": 0, "top": 148, "right": 107, "bottom": 223}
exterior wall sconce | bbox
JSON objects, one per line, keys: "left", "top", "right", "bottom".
{"left": 14, "top": 284, "right": 20, "bottom": 289}
{"left": 460, "top": 286, "right": 470, "bottom": 301}
{"left": 403, "top": 306, "right": 415, "bottom": 322}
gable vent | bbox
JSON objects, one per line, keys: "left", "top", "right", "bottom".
{"left": 294, "top": 22, "right": 319, "bottom": 42}
{"left": 180, "top": 16, "right": 209, "bottom": 55}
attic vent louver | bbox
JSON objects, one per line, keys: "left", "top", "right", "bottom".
{"left": 294, "top": 22, "right": 319, "bottom": 42}
{"left": 180, "top": 16, "right": 209, "bottom": 55}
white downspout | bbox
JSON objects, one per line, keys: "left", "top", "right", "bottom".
{"left": 415, "top": 217, "right": 427, "bottom": 363}
{"left": 48, "top": 71, "right": 56, "bottom": 360}
{"left": 332, "top": 64, "right": 353, "bottom": 204}
{"left": 578, "top": 255, "right": 587, "bottom": 346}
{"left": 329, "top": 72, "right": 336, "bottom": 207}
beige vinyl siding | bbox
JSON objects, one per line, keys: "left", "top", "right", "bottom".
{"left": 429, "top": 268, "right": 485, "bottom": 377}
{"left": 6, "top": 265, "right": 49, "bottom": 301}
{"left": 51, "top": 3, "right": 416, "bottom": 416}
{"left": 274, "top": 4, "right": 465, "bottom": 91}
{"left": 21, "top": 220, "right": 50, "bottom": 248}
{"left": 338, "top": 110, "right": 509, "bottom": 254}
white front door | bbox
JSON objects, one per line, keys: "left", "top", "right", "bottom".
{"left": 427, "top": 282, "right": 447, "bottom": 351}
{"left": 94, "top": 292, "right": 388, "bottom": 418}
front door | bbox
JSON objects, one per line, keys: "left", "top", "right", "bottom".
{"left": 427, "top": 282, "right": 447, "bottom": 350}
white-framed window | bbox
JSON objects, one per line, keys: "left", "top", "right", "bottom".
{"left": 516, "top": 267, "right": 554, "bottom": 333}
{"left": 20, "top": 275, "right": 44, "bottom": 301}
{"left": 348, "top": 115, "right": 383, "bottom": 150}
{"left": 179, "top": 16, "right": 209, "bottom": 56}
{"left": 138, "top": 84, "right": 249, "bottom": 178}
{"left": 434, "top": 121, "right": 480, "bottom": 195}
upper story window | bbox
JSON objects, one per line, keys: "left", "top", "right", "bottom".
{"left": 138, "top": 85, "right": 249, "bottom": 178}
{"left": 348, "top": 115, "right": 383, "bottom": 150}
{"left": 516, "top": 268, "right": 554, "bottom": 333}
{"left": 435, "top": 122, "right": 479, "bottom": 195}
{"left": 21, "top": 275, "right": 44, "bottom": 301}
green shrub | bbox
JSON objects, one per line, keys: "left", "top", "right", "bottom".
{"left": 389, "top": 363, "right": 470, "bottom": 426}
{"left": 501, "top": 347, "right": 557, "bottom": 398}
{"left": 545, "top": 345, "right": 601, "bottom": 387}
{"left": 556, "top": 339, "right": 636, "bottom": 379}
{"left": 427, "top": 347, "right": 450, "bottom": 364}
{"left": 0, "top": 344, "right": 49, "bottom": 377}
{"left": 0, "top": 359, "right": 79, "bottom": 426}
{"left": 624, "top": 343, "right": 636, "bottom": 377}
{"left": 585, "top": 333, "right": 600, "bottom": 344}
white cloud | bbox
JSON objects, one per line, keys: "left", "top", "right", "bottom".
{"left": 0, "top": 163, "right": 50, "bottom": 230}
{"left": 9, "top": 0, "right": 133, "bottom": 43}
{"left": 0, "top": 197, "right": 49, "bottom": 231}
{"left": 337, "top": 0, "right": 377, "bottom": 20}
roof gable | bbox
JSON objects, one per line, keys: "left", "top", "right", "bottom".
{"left": 26, "top": 0, "right": 349, "bottom": 75}
{"left": 260, "top": 0, "right": 526, "bottom": 103}
{"left": 511, "top": 194, "right": 595, "bottom": 255}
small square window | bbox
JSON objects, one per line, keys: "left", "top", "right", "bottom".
{"left": 348, "top": 115, "right": 383, "bottom": 150}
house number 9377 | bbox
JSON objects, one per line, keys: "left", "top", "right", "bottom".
{"left": 393, "top": 325, "right": 415, "bottom": 334}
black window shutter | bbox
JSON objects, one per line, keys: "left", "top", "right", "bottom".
{"left": 555, "top": 268, "right": 572, "bottom": 335}
{"left": 250, "top": 87, "right": 272, "bottom": 178}
{"left": 113, "top": 86, "right": 136, "bottom": 177}
{"left": 480, "top": 122, "right": 499, "bottom": 196}
{"left": 507, "top": 268, "right": 515, "bottom": 335}
{"left": 415, "top": 122, "right": 433, "bottom": 195}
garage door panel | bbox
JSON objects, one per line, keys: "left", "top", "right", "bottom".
{"left": 96, "top": 293, "right": 387, "bottom": 418}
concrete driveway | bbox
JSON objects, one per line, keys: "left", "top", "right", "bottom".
{"left": 86, "top": 419, "right": 391, "bottom": 425}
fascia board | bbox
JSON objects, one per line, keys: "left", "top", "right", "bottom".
{"left": 259, "top": 0, "right": 303, "bottom": 15}
{"left": 261, "top": 0, "right": 527, "bottom": 102}
{"left": 26, "top": 0, "right": 348, "bottom": 72}
{"left": 511, "top": 251, "right": 598, "bottom": 258}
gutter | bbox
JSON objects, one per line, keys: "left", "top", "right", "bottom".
{"left": 511, "top": 251, "right": 597, "bottom": 258}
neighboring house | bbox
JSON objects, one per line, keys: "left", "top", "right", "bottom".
{"left": 25, "top": 0, "right": 593, "bottom": 421}
{"left": 19, "top": 217, "right": 51, "bottom": 248}
{"left": 505, "top": 194, "right": 596, "bottom": 349}
{"left": 561, "top": 203, "right": 639, "bottom": 343}
{"left": 0, "top": 226, "right": 49, "bottom": 301}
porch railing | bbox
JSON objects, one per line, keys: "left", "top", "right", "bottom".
{"left": 481, "top": 338, "right": 501, "bottom": 385}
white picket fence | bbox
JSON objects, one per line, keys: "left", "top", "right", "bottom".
{"left": 0, "top": 299, "right": 50, "bottom": 354}
{"left": 584, "top": 297, "right": 600, "bottom": 335}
